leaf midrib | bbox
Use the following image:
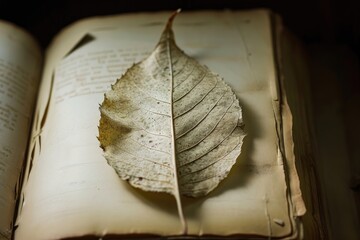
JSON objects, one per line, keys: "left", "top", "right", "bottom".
{"left": 164, "top": 24, "right": 187, "bottom": 234}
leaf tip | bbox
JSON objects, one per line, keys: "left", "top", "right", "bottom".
{"left": 166, "top": 9, "right": 181, "bottom": 30}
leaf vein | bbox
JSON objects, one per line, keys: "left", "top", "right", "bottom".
{"left": 130, "top": 78, "right": 169, "bottom": 104}
{"left": 140, "top": 106, "right": 171, "bottom": 117}
{"left": 176, "top": 87, "right": 227, "bottom": 139}
{"left": 173, "top": 58, "right": 191, "bottom": 87}
{"left": 179, "top": 123, "right": 239, "bottom": 167}
{"left": 175, "top": 79, "right": 219, "bottom": 119}
{"left": 180, "top": 142, "right": 241, "bottom": 177}
{"left": 173, "top": 69, "right": 207, "bottom": 102}
{"left": 178, "top": 97, "right": 236, "bottom": 153}
{"left": 127, "top": 137, "right": 171, "bottom": 155}
{"left": 132, "top": 128, "right": 171, "bottom": 138}
{"left": 112, "top": 144, "right": 172, "bottom": 171}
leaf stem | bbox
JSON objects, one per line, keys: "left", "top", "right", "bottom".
{"left": 166, "top": 10, "right": 187, "bottom": 235}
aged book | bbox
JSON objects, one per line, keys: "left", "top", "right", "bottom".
{"left": 0, "top": 9, "right": 327, "bottom": 240}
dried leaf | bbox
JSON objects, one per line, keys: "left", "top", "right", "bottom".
{"left": 98, "top": 10, "right": 245, "bottom": 232}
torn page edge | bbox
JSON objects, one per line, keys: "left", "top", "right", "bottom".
{"left": 275, "top": 21, "right": 329, "bottom": 239}
{"left": 14, "top": 74, "right": 54, "bottom": 228}
{"left": 14, "top": 29, "right": 97, "bottom": 230}
{"left": 271, "top": 13, "right": 306, "bottom": 218}
{"left": 11, "top": 69, "right": 43, "bottom": 237}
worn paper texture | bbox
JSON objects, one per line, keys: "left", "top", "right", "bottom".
{"left": 0, "top": 20, "right": 41, "bottom": 240}
{"left": 15, "top": 10, "right": 303, "bottom": 239}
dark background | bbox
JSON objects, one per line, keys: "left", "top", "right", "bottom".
{"left": 0, "top": 0, "right": 359, "bottom": 53}
{"left": 1, "top": 0, "right": 359, "bottom": 238}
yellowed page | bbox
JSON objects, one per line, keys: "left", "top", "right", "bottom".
{"left": 16, "top": 10, "right": 302, "bottom": 239}
{"left": 0, "top": 21, "right": 42, "bottom": 240}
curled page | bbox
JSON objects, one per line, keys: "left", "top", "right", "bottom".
{"left": 0, "top": 20, "right": 42, "bottom": 240}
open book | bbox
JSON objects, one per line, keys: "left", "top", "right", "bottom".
{"left": 0, "top": 9, "right": 325, "bottom": 239}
